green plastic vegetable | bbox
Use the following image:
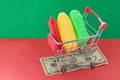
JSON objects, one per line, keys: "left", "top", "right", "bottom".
{"left": 70, "top": 10, "right": 89, "bottom": 45}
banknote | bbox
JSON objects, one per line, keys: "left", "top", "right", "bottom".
{"left": 40, "top": 46, "right": 108, "bottom": 76}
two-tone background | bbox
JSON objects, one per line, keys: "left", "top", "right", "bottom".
{"left": 0, "top": 0, "right": 120, "bottom": 80}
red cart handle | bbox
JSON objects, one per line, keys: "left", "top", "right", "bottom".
{"left": 84, "top": 6, "right": 107, "bottom": 30}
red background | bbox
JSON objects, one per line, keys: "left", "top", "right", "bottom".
{"left": 0, "top": 39, "right": 119, "bottom": 80}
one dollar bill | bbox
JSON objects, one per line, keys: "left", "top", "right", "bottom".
{"left": 40, "top": 46, "right": 108, "bottom": 76}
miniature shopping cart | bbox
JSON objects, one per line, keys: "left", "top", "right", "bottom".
{"left": 48, "top": 7, "right": 107, "bottom": 73}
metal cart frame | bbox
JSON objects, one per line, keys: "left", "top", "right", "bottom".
{"left": 48, "top": 7, "right": 107, "bottom": 73}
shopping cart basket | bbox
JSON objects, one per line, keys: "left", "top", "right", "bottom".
{"left": 48, "top": 7, "right": 107, "bottom": 73}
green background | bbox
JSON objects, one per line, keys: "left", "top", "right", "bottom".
{"left": 0, "top": 0, "right": 119, "bottom": 38}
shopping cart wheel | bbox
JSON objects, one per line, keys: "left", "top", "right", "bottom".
{"left": 61, "top": 66, "right": 66, "bottom": 73}
{"left": 90, "top": 62, "right": 96, "bottom": 68}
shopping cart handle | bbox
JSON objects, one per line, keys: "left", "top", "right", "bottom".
{"left": 84, "top": 7, "right": 99, "bottom": 18}
{"left": 84, "top": 6, "right": 107, "bottom": 30}
{"left": 84, "top": 7, "right": 91, "bottom": 14}
{"left": 99, "top": 22, "right": 107, "bottom": 30}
